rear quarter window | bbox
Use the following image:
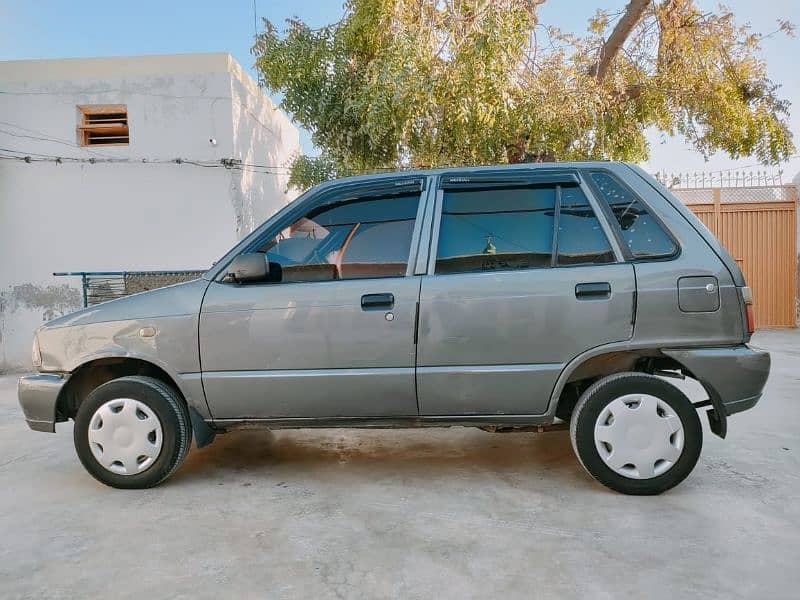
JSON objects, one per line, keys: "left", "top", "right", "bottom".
{"left": 588, "top": 171, "right": 678, "bottom": 259}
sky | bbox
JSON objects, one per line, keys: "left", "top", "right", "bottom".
{"left": 1, "top": 0, "right": 798, "bottom": 181}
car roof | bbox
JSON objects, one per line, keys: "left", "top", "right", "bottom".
{"left": 310, "top": 161, "right": 628, "bottom": 192}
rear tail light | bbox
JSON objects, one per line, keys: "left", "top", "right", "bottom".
{"left": 741, "top": 286, "right": 755, "bottom": 335}
{"left": 745, "top": 304, "right": 755, "bottom": 335}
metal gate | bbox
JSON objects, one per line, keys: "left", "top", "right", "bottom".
{"left": 671, "top": 185, "right": 798, "bottom": 328}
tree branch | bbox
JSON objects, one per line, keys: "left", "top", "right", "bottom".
{"left": 589, "top": 0, "right": 651, "bottom": 81}
{"left": 522, "top": 0, "right": 549, "bottom": 20}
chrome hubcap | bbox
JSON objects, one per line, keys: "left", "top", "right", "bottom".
{"left": 594, "top": 394, "right": 684, "bottom": 479}
{"left": 88, "top": 399, "right": 163, "bottom": 475}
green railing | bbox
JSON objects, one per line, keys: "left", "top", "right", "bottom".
{"left": 53, "top": 270, "right": 206, "bottom": 308}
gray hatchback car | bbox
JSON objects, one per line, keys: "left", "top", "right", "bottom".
{"left": 18, "top": 162, "right": 769, "bottom": 494}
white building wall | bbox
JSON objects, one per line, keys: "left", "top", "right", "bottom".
{"left": 228, "top": 56, "right": 300, "bottom": 235}
{"left": 0, "top": 53, "right": 300, "bottom": 371}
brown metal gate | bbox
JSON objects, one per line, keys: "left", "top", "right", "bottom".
{"left": 671, "top": 185, "right": 798, "bottom": 328}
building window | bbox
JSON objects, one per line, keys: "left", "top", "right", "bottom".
{"left": 77, "top": 104, "right": 129, "bottom": 146}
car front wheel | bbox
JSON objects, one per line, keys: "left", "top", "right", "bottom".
{"left": 73, "top": 376, "right": 192, "bottom": 489}
{"left": 570, "top": 372, "right": 702, "bottom": 495}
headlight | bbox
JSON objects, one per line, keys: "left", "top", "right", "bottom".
{"left": 32, "top": 335, "right": 42, "bottom": 368}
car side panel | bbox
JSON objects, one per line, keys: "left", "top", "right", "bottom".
{"left": 416, "top": 364, "right": 563, "bottom": 415}
{"left": 36, "top": 314, "right": 211, "bottom": 419}
{"left": 546, "top": 165, "right": 749, "bottom": 417}
{"left": 416, "top": 264, "right": 635, "bottom": 415}
{"left": 199, "top": 278, "right": 421, "bottom": 418}
{"left": 201, "top": 368, "right": 415, "bottom": 418}
{"left": 602, "top": 164, "right": 744, "bottom": 346}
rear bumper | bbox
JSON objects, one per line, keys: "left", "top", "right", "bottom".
{"left": 721, "top": 393, "right": 762, "bottom": 416}
{"left": 18, "top": 373, "right": 68, "bottom": 433}
{"left": 662, "top": 345, "right": 770, "bottom": 416}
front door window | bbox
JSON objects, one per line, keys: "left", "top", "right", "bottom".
{"left": 256, "top": 193, "right": 420, "bottom": 282}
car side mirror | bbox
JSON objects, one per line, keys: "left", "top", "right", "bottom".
{"left": 226, "top": 253, "right": 269, "bottom": 284}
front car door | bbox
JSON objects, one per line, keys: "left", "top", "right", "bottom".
{"left": 200, "top": 177, "right": 429, "bottom": 419}
{"left": 416, "top": 170, "right": 636, "bottom": 416}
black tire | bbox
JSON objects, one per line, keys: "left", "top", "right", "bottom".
{"left": 73, "top": 376, "right": 192, "bottom": 489}
{"left": 569, "top": 372, "right": 702, "bottom": 495}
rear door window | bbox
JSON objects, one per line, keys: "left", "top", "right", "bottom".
{"left": 588, "top": 171, "right": 678, "bottom": 259}
{"left": 435, "top": 186, "right": 555, "bottom": 274}
{"left": 434, "top": 182, "right": 614, "bottom": 274}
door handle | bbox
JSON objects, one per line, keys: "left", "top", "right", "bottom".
{"left": 575, "top": 282, "right": 611, "bottom": 299}
{"left": 361, "top": 293, "right": 395, "bottom": 310}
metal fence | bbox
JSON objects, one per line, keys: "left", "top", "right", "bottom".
{"left": 669, "top": 185, "right": 796, "bottom": 205}
{"left": 654, "top": 169, "right": 787, "bottom": 189}
{"left": 54, "top": 270, "right": 206, "bottom": 308}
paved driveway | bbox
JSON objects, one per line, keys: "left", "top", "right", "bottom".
{"left": 1, "top": 330, "right": 798, "bottom": 599}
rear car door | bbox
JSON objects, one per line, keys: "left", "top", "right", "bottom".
{"left": 200, "top": 178, "right": 427, "bottom": 419}
{"left": 416, "top": 170, "right": 636, "bottom": 416}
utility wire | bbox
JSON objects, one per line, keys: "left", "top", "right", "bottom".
{"left": 0, "top": 149, "right": 292, "bottom": 172}
{"left": 0, "top": 127, "right": 120, "bottom": 159}
{"left": 0, "top": 146, "right": 427, "bottom": 173}
{"left": 0, "top": 89, "right": 232, "bottom": 100}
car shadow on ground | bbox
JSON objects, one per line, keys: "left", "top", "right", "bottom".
{"left": 175, "top": 427, "right": 592, "bottom": 489}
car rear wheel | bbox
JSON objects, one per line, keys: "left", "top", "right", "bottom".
{"left": 570, "top": 372, "right": 702, "bottom": 495}
{"left": 73, "top": 376, "right": 192, "bottom": 489}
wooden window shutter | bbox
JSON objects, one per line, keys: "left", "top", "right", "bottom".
{"left": 78, "top": 104, "right": 129, "bottom": 146}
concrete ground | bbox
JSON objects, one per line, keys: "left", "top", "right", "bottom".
{"left": 0, "top": 330, "right": 798, "bottom": 599}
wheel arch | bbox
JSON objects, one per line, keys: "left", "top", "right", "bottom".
{"left": 551, "top": 349, "right": 658, "bottom": 420}
{"left": 56, "top": 356, "right": 215, "bottom": 447}
{"left": 551, "top": 345, "right": 728, "bottom": 438}
{"left": 58, "top": 357, "right": 176, "bottom": 418}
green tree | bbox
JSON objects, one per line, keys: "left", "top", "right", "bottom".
{"left": 254, "top": 0, "right": 795, "bottom": 190}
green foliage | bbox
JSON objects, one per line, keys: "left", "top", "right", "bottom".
{"left": 286, "top": 155, "right": 349, "bottom": 192}
{"left": 254, "top": 0, "right": 795, "bottom": 190}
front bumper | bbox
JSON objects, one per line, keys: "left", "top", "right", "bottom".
{"left": 18, "top": 373, "right": 69, "bottom": 433}
{"left": 662, "top": 345, "right": 770, "bottom": 416}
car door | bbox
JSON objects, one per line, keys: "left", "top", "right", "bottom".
{"left": 200, "top": 178, "right": 428, "bottom": 419}
{"left": 415, "top": 170, "right": 635, "bottom": 416}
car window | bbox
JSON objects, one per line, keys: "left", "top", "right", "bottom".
{"left": 589, "top": 171, "right": 677, "bottom": 258}
{"left": 257, "top": 193, "right": 420, "bottom": 282}
{"left": 557, "top": 186, "right": 616, "bottom": 266}
{"left": 435, "top": 186, "right": 555, "bottom": 274}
